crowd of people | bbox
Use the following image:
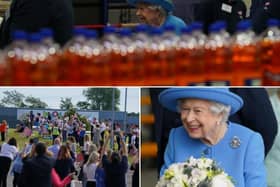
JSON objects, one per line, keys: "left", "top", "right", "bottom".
{"left": 0, "top": 112, "right": 139, "bottom": 187}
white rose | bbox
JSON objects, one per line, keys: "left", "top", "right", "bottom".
{"left": 191, "top": 168, "right": 207, "bottom": 181}
{"left": 188, "top": 156, "right": 198, "bottom": 167}
{"left": 211, "top": 174, "right": 234, "bottom": 187}
{"left": 204, "top": 158, "right": 213, "bottom": 167}
{"left": 197, "top": 158, "right": 210, "bottom": 169}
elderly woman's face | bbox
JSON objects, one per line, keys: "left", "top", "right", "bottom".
{"left": 135, "top": 3, "right": 160, "bottom": 26}
{"left": 179, "top": 99, "right": 223, "bottom": 142}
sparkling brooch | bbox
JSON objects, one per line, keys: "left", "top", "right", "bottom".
{"left": 230, "top": 136, "right": 241, "bottom": 148}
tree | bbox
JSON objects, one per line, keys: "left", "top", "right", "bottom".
{"left": 83, "top": 88, "right": 120, "bottom": 111}
{"left": 63, "top": 108, "right": 77, "bottom": 118}
{"left": 76, "top": 101, "right": 90, "bottom": 110}
{"left": 1, "top": 90, "right": 26, "bottom": 107}
{"left": 60, "top": 97, "right": 74, "bottom": 110}
{"left": 25, "top": 96, "right": 48, "bottom": 108}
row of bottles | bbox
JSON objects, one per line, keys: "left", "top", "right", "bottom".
{"left": 0, "top": 19, "right": 279, "bottom": 86}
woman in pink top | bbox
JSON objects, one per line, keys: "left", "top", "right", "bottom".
{"left": 52, "top": 168, "right": 73, "bottom": 187}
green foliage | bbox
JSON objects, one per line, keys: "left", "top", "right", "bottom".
{"left": 76, "top": 101, "right": 90, "bottom": 110}
{"left": 79, "top": 115, "right": 90, "bottom": 131}
{"left": 60, "top": 97, "right": 74, "bottom": 110}
{"left": 0, "top": 90, "right": 48, "bottom": 108}
{"left": 25, "top": 96, "right": 48, "bottom": 108}
{"left": 1, "top": 90, "right": 26, "bottom": 107}
{"left": 83, "top": 88, "right": 120, "bottom": 111}
{"left": 164, "top": 169, "right": 175, "bottom": 180}
{"left": 63, "top": 108, "right": 77, "bottom": 118}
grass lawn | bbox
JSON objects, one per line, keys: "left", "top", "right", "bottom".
{"left": 4, "top": 128, "right": 52, "bottom": 151}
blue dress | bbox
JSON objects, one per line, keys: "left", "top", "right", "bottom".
{"left": 162, "top": 14, "right": 186, "bottom": 34}
{"left": 160, "top": 122, "right": 267, "bottom": 187}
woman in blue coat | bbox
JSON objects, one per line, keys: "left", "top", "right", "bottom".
{"left": 127, "top": 0, "right": 186, "bottom": 33}
{"left": 159, "top": 88, "right": 267, "bottom": 187}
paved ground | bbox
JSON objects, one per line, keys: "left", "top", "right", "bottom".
{"left": 141, "top": 168, "right": 158, "bottom": 187}
{"left": 7, "top": 170, "right": 13, "bottom": 187}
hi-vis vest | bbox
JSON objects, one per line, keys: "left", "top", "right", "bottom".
{"left": 52, "top": 126, "right": 59, "bottom": 135}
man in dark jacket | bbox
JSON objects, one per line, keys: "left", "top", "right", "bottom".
{"left": 252, "top": 0, "right": 280, "bottom": 34}
{"left": 20, "top": 142, "right": 55, "bottom": 187}
{"left": 0, "top": 0, "right": 74, "bottom": 48}
{"left": 173, "top": 0, "right": 207, "bottom": 24}
{"left": 194, "top": 0, "right": 247, "bottom": 34}
{"left": 173, "top": 0, "right": 246, "bottom": 34}
{"left": 151, "top": 88, "right": 278, "bottom": 174}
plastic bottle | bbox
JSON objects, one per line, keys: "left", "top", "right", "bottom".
{"left": 260, "top": 19, "right": 280, "bottom": 65}
{"left": 160, "top": 25, "right": 179, "bottom": 85}
{"left": 190, "top": 22, "right": 207, "bottom": 85}
{"left": 61, "top": 28, "right": 87, "bottom": 85}
{"left": 177, "top": 22, "right": 207, "bottom": 85}
{"left": 113, "top": 28, "right": 136, "bottom": 85}
{"left": 204, "top": 21, "right": 232, "bottom": 86}
{"left": 27, "top": 33, "right": 50, "bottom": 85}
{"left": 145, "top": 27, "right": 170, "bottom": 85}
{"left": 4, "top": 30, "right": 29, "bottom": 85}
{"left": 83, "top": 29, "right": 110, "bottom": 85}
{"left": 231, "top": 20, "right": 261, "bottom": 86}
{"left": 175, "top": 26, "right": 204, "bottom": 85}
{"left": 40, "top": 28, "right": 61, "bottom": 52}
{"left": 260, "top": 19, "right": 280, "bottom": 85}
{"left": 191, "top": 22, "right": 207, "bottom": 49}
{"left": 39, "top": 28, "right": 61, "bottom": 85}
{"left": 132, "top": 24, "right": 150, "bottom": 85}
{"left": 101, "top": 26, "right": 120, "bottom": 85}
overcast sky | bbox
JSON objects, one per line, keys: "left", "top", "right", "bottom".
{"left": 0, "top": 87, "right": 140, "bottom": 113}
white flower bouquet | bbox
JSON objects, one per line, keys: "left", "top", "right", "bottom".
{"left": 156, "top": 157, "right": 234, "bottom": 187}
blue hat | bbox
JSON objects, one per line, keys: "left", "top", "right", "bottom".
{"left": 127, "top": 0, "right": 174, "bottom": 12}
{"left": 159, "top": 88, "right": 243, "bottom": 115}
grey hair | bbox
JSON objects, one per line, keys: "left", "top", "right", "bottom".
{"left": 147, "top": 5, "right": 168, "bottom": 17}
{"left": 208, "top": 101, "right": 231, "bottom": 123}
{"left": 177, "top": 99, "right": 231, "bottom": 123}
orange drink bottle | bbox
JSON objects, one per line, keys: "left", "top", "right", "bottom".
{"left": 144, "top": 28, "right": 169, "bottom": 85}
{"left": 60, "top": 28, "right": 87, "bottom": 85}
{"left": 111, "top": 28, "right": 135, "bottom": 85}
{"left": 160, "top": 25, "right": 180, "bottom": 85}
{"left": 4, "top": 31, "right": 30, "bottom": 85}
{"left": 175, "top": 26, "right": 201, "bottom": 86}
{"left": 132, "top": 24, "right": 150, "bottom": 86}
{"left": 260, "top": 19, "right": 280, "bottom": 85}
{"left": 231, "top": 20, "right": 261, "bottom": 86}
{"left": 39, "top": 28, "right": 61, "bottom": 86}
{"left": 82, "top": 30, "right": 110, "bottom": 86}
{"left": 204, "top": 21, "right": 232, "bottom": 86}
{"left": 101, "top": 26, "right": 121, "bottom": 86}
